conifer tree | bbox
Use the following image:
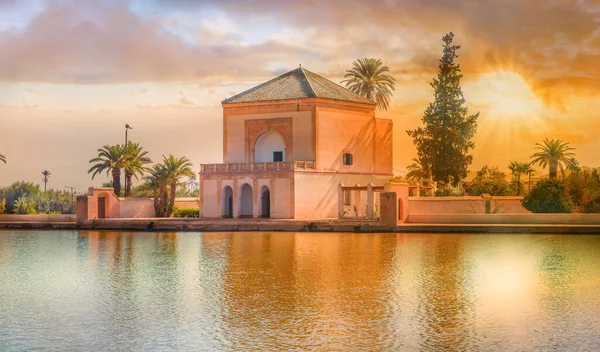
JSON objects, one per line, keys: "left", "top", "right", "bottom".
{"left": 407, "top": 32, "right": 479, "bottom": 187}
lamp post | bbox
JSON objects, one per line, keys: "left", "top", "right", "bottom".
{"left": 125, "top": 123, "right": 133, "bottom": 146}
{"left": 124, "top": 124, "right": 133, "bottom": 196}
{"left": 65, "top": 186, "right": 76, "bottom": 213}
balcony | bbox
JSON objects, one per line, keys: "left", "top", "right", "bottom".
{"left": 201, "top": 161, "right": 317, "bottom": 173}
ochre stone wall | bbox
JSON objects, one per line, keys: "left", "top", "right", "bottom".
{"left": 316, "top": 102, "right": 375, "bottom": 173}
{"left": 374, "top": 118, "right": 393, "bottom": 175}
{"left": 120, "top": 198, "right": 155, "bottom": 218}
{"left": 294, "top": 172, "right": 391, "bottom": 219}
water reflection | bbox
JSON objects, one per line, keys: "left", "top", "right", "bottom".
{"left": 0, "top": 231, "right": 599, "bottom": 351}
{"left": 416, "top": 235, "right": 479, "bottom": 351}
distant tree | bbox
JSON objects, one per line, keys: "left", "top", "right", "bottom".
{"left": 139, "top": 164, "right": 169, "bottom": 217}
{"left": 508, "top": 161, "right": 532, "bottom": 196}
{"left": 406, "top": 32, "right": 479, "bottom": 187}
{"left": 405, "top": 157, "right": 432, "bottom": 186}
{"left": 0, "top": 181, "right": 40, "bottom": 213}
{"left": 566, "top": 157, "right": 580, "bottom": 173}
{"left": 523, "top": 179, "right": 573, "bottom": 213}
{"left": 123, "top": 142, "right": 152, "bottom": 197}
{"left": 342, "top": 58, "right": 396, "bottom": 111}
{"left": 465, "top": 165, "right": 511, "bottom": 196}
{"left": 41, "top": 170, "right": 51, "bottom": 192}
{"left": 0, "top": 152, "right": 5, "bottom": 163}
{"left": 88, "top": 144, "right": 126, "bottom": 196}
{"left": 530, "top": 138, "right": 575, "bottom": 179}
{"left": 162, "top": 155, "right": 195, "bottom": 217}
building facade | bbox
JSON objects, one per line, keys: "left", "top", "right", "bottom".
{"left": 199, "top": 67, "right": 393, "bottom": 219}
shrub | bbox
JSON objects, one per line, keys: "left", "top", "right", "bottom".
{"left": 14, "top": 196, "right": 37, "bottom": 214}
{"left": 522, "top": 179, "right": 573, "bottom": 213}
{"left": 0, "top": 181, "right": 41, "bottom": 213}
{"left": 582, "top": 196, "right": 600, "bottom": 213}
{"left": 465, "top": 165, "right": 512, "bottom": 196}
{"left": 0, "top": 198, "right": 5, "bottom": 214}
{"left": 172, "top": 207, "right": 199, "bottom": 218}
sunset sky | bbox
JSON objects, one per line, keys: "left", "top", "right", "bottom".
{"left": 1, "top": 0, "right": 599, "bottom": 192}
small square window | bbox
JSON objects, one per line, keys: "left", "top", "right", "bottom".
{"left": 343, "top": 153, "right": 353, "bottom": 166}
{"left": 273, "top": 151, "right": 283, "bottom": 162}
{"left": 343, "top": 190, "right": 351, "bottom": 205}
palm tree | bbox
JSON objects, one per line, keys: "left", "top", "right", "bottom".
{"left": 88, "top": 144, "right": 126, "bottom": 196}
{"left": 140, "top": 164, "right": 169, "bottom": 217}
{"left": 341, "top": 58, "right": 396, "bottom": 111}
{"left": 508, "top": 161, "right": 532, "bottom": 195}
{"left": 405, "top": 157, "right": 431, "bottom": 186}
{"left": 41, "top": 170, "right": 51, "bottom": 192}
{"left": 566, "top": 157, "right": 580, "bottom": 174}
{"left": 530, "top": 138, "right": 576, "bottom": 179}
{"left": 162, "top": 154, "right": 195, "bottom": 217}
{"left": 123, "top": 142, "right": 152, "bottom": 197}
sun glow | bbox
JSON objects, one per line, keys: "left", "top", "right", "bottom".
{"left": 471, "top": 70, "right": 544, "bottom": 119}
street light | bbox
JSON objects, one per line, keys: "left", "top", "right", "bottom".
{"left": 65, "top": 186, "right": 76, "bottom": 213}
{"left": 125, "top": 124, "right": 133, "bottom": 146}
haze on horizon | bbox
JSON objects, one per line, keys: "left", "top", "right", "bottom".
{"left": 1, "top": 0, "right": 599, "bottom": 193}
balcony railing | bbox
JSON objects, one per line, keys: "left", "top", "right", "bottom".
{"left": 201, "top": 161, "right": 316, "bottom": 172}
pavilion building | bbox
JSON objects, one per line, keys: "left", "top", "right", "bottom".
{"left": 199, "top": 67, "right": 393, "bottom": 219}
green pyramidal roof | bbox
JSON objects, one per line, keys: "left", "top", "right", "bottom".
{"left": 222, "top": 67, "right": 376, "bottom": 105}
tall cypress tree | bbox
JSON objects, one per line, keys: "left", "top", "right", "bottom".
{"left": 407, "top": 32, "right": 479, "bottom": 187}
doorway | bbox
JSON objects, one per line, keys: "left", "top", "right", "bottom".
{"left": 98, "top": 197, "right": 106, "bottom": 218}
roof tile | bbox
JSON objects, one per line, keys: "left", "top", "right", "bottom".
{"left": 222, "top": 67, "right": 375, "bottom": 105}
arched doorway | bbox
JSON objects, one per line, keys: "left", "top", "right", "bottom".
{"left": 222, "top": 186, "right": 233, "bottom": 218}
{"left": 254, "top": 130, "right": 285, "bottom": 162}
{"left": 398, "top": 198, "right": 404, "bottom": 222}
{"left": 239, "top": 183, "right": 253, "bottom": 218}
{"left": 260, "top": 186, "right": 270, "bottom": 218}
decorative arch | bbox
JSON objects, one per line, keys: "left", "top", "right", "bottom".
{"left": 245, "top": 118, "right": 293, "bottom": 162}
{"left": 259, "top": 185, "right": 271, "bottom": 218}
{"left": 398, "top": 198, "right": 404, "bottom": 222}
{"left": 238, "top": 183, "right": 254, "bottom": 218}
{"left": 253, "top": 130, "right": 286, "bottom": 162}
{"left": 222, "top": 186, "right": 233, "bottom": 218}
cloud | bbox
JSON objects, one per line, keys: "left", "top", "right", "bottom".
{"left": 0, "top": 0, "right": 317, "bottom": 83}
{"left": 131, "top": 88, "right": 149, "bottom": 96}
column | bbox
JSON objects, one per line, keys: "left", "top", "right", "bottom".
{"left": 233, "top": 180, "right": 239, "bottom": 218}
{"left": 366, "top": 183, "right": 374, "bottom": 220}
{"left": 354, "top": 184, "right": 362, "bottom": 217}
{"left": 338, "top": 183, "right": 344, "bottom": 219}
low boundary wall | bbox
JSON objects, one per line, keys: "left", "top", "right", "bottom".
{"left": 0, "top": 214, "right": 75, "bottom": 222}
{"left": 407, "top": 213, "right": 600, "bottom": 224}
{"left": 407, "top": 196, "right": 529, "bottom": 214}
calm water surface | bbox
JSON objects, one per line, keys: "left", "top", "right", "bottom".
{"left": 0, "top": 231, "right": 599, "bottom": 351}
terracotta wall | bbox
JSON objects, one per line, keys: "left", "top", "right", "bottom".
{"left": 201, "top": 179, "right": 219, "bottom": 217}
{"left": 408, "top": 196, "right": 485, "bottom": 214}
{"left": 173, "top": 198, "right": 199, "bottom": 209}
{"left": 0, "top": 214, "right": 76, "bottom": 222}
{"left": 407, "top": 213, "right": 600, "bottom": 224}
{"left": 316, "top": 105, "right": 375, "bottom": 173}
{"left": 407, "top": 196, "right": 529, "bottom": 214}
{"left": 119, "top": 198, "right": 155, "bottom": 218}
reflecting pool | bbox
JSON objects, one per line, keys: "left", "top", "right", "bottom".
{"left": 1, "top": 231, "right": 599, "bottom": 351}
